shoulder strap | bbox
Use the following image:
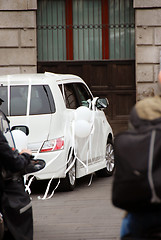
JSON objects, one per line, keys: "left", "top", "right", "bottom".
{"left": 148, "top": 130, "right": 161, "bottom": 203}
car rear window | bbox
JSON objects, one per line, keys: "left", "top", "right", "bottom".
{"left": 0, "top": 85, "right": 55, "bottom": 116}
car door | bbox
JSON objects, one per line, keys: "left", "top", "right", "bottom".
{"left": 59, "top": 81, "right": 107, "bottom": 175}
{"left": 73, "top": 83, "right": 105, "bottom": 166}
{"left": 59, "top": 82, "right": 91, "bottom": 171}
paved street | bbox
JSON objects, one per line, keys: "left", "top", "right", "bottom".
{"left": 31, "top": 175, "right": 124, "bottom": 240}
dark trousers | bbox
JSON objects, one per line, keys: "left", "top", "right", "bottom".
{"left": 121, "top": 210, "right": 161, "bottom": 238}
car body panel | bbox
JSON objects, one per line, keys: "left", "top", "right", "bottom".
{"left": 0, "top": 72, "right": 114, "bottom": 180}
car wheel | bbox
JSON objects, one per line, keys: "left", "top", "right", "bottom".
{"left": 96, "top": 138, "right": 115, "bottom": 177}
{"left": 60, "top": 151, "right": 76, "bottom": 191}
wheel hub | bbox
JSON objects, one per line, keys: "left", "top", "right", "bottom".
{"left": 106, "top": 143, "right": 114, "bottom": 172}
{"left": 68, "top": 160, "right": 76, "bottom": 186}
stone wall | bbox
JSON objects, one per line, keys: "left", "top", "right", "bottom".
{"left": 0, "top": 0, "right": 37, "bottom": 75}
{"left": 134, "top": 0, "right": 161, "bottom": 100}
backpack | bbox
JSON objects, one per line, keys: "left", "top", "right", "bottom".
{"left": 112, "top": 123, "right": 161, "bottom": 212}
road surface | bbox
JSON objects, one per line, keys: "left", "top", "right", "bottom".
{"left": 31, "top": 175, "right": 124, "bottom": 240}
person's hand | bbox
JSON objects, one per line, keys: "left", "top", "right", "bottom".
{"left": 20, "top": 149, "right": 32, "bottom": 155}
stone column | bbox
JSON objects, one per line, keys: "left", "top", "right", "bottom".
{"left": 0, "top": 0, "right": 37, "bottom": 75}
{"left": 134, "top": 0, "right": 161, "bottom": 100}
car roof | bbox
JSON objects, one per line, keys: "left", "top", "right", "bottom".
{"left": 0, "top": 72, "right": 83, "bottom": 85}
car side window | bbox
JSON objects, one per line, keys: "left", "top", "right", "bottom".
{"left": 8, "top": 85, "right": 55, "bottom": 116}
{"left": 30, "top": 85, "right": 55, "bottom": 115}
{"left": 0, "top": 86, "right": 8, "bottom": 115}
{"left": 59, "top": 83, "right": 78, "bottom": 109}
{"left": 74, "top": 83, "right": 93, "bottom": 107}
{"left": 10, "top": 86, "right": 28, "bottom": 116}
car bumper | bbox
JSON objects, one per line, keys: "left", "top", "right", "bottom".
{"left": 28, "top": 150, "right": 67, "bottom": 180}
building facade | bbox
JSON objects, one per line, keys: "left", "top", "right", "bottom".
{"left": 0, "top": 0, "right": 160, "bottom": 132}
{"left": 134, "top": 0, "right": 161, "bottom": 100}
{"left": 0, "top": 0, "right": 37, "bottom": 75}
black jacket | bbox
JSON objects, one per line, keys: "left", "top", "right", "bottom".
{"left": 0, "top": 130, "right": 30, "bottom": 173}
{"left": 0, "top": 130, "right": 33, "bottom": 240}
{"left": 112, "top": 106, "right": 161, "bottom": 211}
{"left": 0, "top": 130, "right": 31, "bottom": 193}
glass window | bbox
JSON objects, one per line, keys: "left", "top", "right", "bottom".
{"left": 0, "top": 87, "right": 8, "bottom": 115}
{"left": 10, "top": 86, "right": 28, "bottom": 116}
{"left": 37, "top": 0, "right": 66, "bottom": 61}
{"left": 30, "top": 85, "right": 55, "bottom": 115}
{"left": 5, "top": 85, "right": 55, "bottom": 116}
{"left": 37, "top": 0, "right": 135, "bottom": 61}
{"left": 109, "top": 0, "right": 135, "bottom": 59}
{"left": 59, "top": 83, "right": 78, "bottom": 109}
{"left": 73, "top": 0, "right": 102, "bottom": 60}
{"left": 59, "top": 83, "right": 92, "bottom": 109}
{"left": 74, "top": 83, "right": 93, "bottom": 107}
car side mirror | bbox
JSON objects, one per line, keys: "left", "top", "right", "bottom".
{"left": 11, "top": 125, "right": 29, "bottom": 136}
{"left": 96, "top": 98, "right": 109, "bottom": 110}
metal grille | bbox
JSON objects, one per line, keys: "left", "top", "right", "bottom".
{"left": 37, "top": 23, "right": 135, "bottom": 31}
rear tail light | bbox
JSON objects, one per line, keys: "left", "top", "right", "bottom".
{"left": 40, "top": 137, "right": 64, "bottom": 153}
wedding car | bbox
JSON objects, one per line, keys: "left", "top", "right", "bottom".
{"left": 0, "top": 72, "right": 114, "bottom": 190}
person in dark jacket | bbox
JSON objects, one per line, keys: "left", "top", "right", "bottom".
{"left": 120, "top": 106, "right": 161, "bottom": 238}
{"left": 119, "top": 72, "right": 161, "bottom": 238}
{"left": 0, "top": 130, "right": 32, "bottom": 179}
{"left": 0, "top": 127, "right": 33, "bottom": 240}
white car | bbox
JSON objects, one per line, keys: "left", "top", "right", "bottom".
{"left": 0, "top": 72, "right": 114, "bottom": 190}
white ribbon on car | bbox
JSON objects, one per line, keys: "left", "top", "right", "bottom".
{"left": 38, "top": 178, "right": 61, "bottom": 200}
{"left": 8, "top": 76, "right": 98, "bottom": 199}
{"left": 30, "top": 101, "right": 97, "bottom": 200}
{"left": 36, "top": 119, "right": 94, "bottom": 200}
{"left": 25, "top": 176, "right": 35, "bottom": 195}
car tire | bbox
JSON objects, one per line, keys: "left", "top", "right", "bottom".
{"left": 60, "top": 151, "right": 76, "bottom": 191}
{"left": 96, "top": 138, "right": 115, "bottom": 177}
